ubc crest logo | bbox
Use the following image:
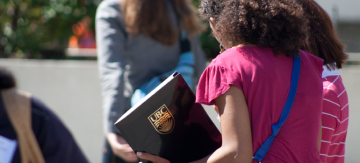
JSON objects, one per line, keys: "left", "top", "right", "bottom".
{"left": 148, "top": 104, "right": 175, "bottom": 134}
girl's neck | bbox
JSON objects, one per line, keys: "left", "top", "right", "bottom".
{"left": 231, "top": 43, "right": 256, "bottom": 49}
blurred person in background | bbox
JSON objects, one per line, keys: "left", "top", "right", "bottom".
{"left": 0, "top": 67, "right": 88, "bottom": 163}
{"left": 95, "top": 0, "right": 207, "bottom": 162}
{"left": 298, "top": 0, "right": 349, "bottom": 162}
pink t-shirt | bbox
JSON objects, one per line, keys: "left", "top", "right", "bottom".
{"left": 320, "top": 69, "right": 349, "bottom": 163}
{"left": 196, "top": 46, "right": 324, "bottom": 163}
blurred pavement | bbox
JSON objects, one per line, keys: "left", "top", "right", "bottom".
{"left": 0, "top": 59, "right": 358, "bottom": 162}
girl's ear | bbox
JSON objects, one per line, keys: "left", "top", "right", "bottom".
{"left": 209, "top": 17, "right": 216, "bottom": 26}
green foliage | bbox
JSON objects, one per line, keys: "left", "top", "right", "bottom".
{"left": 0, "top": 0, "right": 97, "bottom": 58}
{"left": 199, "top": 25, "right": 220, "bottom": 59}
{"left": 193, "top": 0, "right": 220, "bottom": 59}
{"left": 0, "top": 0, "right": 218, "bottom": 59}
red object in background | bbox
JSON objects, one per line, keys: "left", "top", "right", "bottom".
{"left": 69, "top": 36, "right": 79, "bottom": 48}
{"left": 68, "top": 16, "right": 96, "bottom": 49}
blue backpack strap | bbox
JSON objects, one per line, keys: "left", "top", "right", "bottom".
{"left": 253, "top": 52, "right": 301, "bottom": 162}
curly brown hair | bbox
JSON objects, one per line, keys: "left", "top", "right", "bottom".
{"left": 199, "top": 0, "right": 309, "bottom": 56}
{"left": 298, "top": 0, "right": 348, "bottom": 69}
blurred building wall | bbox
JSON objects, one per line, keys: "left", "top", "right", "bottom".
{"left": 316, "top": 0, "right": 360, "bottom": 53}
{"left": 337, "top": 23, "right": 360, "bottom": 52}
{"left": 316, "top": 0, "right": 360, "bottom": 22}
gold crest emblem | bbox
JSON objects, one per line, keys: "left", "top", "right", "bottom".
{"left": 148, "top": 104, "right": 175, "bottom": 134}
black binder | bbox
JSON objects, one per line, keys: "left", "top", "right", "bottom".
{"left": 114, "top": 72, "right": 222, "bottom": 163}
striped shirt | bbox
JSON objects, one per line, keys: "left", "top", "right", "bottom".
{"left": 320, "top": 66, "right": 349, "bottom": 163}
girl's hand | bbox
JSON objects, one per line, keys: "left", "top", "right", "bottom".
{"left": 214, "top": 105, "right": 219, "bottom": 114}
{"left": 137, "top": 152, "right": 170, "bottom": 163}
{"left": 136, "top": 152, "right": 210, "bottom": 163}
{"left": 106, "top": 133, "right": 138, "bottom": 162}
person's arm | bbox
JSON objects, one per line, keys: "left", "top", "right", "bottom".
{"left": 192, "top": 86, "right": 252, "bottom": 163}
{"left": 319, "top": 90, "right": 341, "bottom": 162}
{"left": 137, "top": 86, "right": 252, "bottom": 163}
{"left": 106, "top": 133, "right": 138, "bottom": 162}
{"left": 96, "top": 0, "right": 127, "bottom": 134}
{"left": 318, "top": 120, "right": 322, "bottom": 152}
{"left": 96, "top": 1, "right": 137, "bottom": 161}
{"left": 206, "top": 86, "right": 252, "bottom": 163}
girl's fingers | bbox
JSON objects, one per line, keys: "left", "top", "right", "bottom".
{"left": 121, "top": 145, "right": 134, "bottom": 153}
{"left": 137, "top": 152, "right": 170, "bottom": 163}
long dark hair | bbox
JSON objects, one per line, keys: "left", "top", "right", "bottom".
{"left": 0, "top": 67, "right": 16, "bottom": 89}
{"left": 298, "top": 0, "right": 348, "bottom": 69}
{"left": 121, "top": 0, "right": 205, "bottom": 45}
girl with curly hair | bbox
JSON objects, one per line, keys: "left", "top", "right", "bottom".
{"left": 138, "top": 0, "right": 324, "bottom": 162}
